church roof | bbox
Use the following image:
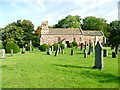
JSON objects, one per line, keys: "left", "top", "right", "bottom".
{"left": 48, "top": 28, "right": 83, "bottom": 35}
{"left": 83, "top": 31, "right": 104, "bottom": 36}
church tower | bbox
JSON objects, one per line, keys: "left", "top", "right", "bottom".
{"left": 41, "top": 21, "right": 49, "bottom": 34}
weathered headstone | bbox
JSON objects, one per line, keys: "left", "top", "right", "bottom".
{"left": 71, "top": 49, "right": 74, "bottom": 55}
{"left": 61, "top": 49, "right": 64, "bottom": 54}
{"left": 30, "top": 40, "right": 32, "bottom": 52}
{"left": 22, "top": 46, "right": 25, "bottom": 54}
{"left": 115, "top": 45, "right": 119, "bottom": 54}
{"left": 92, "top": 41, "right": 103, "bottom": 70}
{"left": 11, "top": 49, "right": 13, "bottom": 56}
{"left": 103, "top": 49, "right": 108, "bottom": 57}
{"left": 54, "top": 49, "right": 59, "bottom": 56}
{"left": 83, "top": 49, "right": 87, "bottom": 58}
{"left": 1, "top": 49, "right": 5, "bottom": 59}
{"left": 112, "top": 52, "right": 116, "bottom": 58}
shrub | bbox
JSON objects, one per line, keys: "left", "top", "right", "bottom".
{"left": 52, "top": 43, "right": 58, "bottom": 51}
{"left": 26, "top": 44, "right": 34, "bottom": 51}
{"left": 58, "top": 41, "right": 62, "bottom": 44}
{"left": 68, "top": 43, "right": 73, "bottom": 48}
{"left": 72, "top": 41, "right": 78, "bottom": 46}
{"left": 60, "top": 43, "right": 65, "bottom": 49}
{"left": 5, "top": 42, "right": 20, "bottom": 53}
{"left": 39, "top": 44, "right": 49, "bottom": 51}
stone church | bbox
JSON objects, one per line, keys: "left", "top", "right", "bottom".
{"left": 40, "top": 21, "right": 105, "bottom": 45}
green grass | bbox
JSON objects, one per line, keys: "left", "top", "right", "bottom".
{"left": 0, "top": 47, "right": 119, "bottom": 88}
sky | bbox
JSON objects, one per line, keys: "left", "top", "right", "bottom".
{"left": 0, "top": 0, "right": 119, "bottom": 30}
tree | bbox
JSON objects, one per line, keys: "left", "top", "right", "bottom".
{"left": 21, "top": 20, "right": 34, "bottom": 44}
{"left": 108, "top": 20, "right": 120, "bottom": 46}
{"left": 2, "top": 23, "right": 24, "bottom": 47}
{"left": 82, "top": 16, "right": 108, "bottom": 36}
{"left": 53, "top": 15, "right": 81, "bottom": 28}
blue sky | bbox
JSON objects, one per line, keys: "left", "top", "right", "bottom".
{"left": 0, "top": 0, "right": 119, "bottom": 29}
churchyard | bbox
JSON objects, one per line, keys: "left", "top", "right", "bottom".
{"left": 0, "top": 44, "right": 119, "bottom": 88}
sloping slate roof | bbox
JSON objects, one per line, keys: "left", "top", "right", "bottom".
{"left": 83, "top": 31, "right": 103, "bottom": 36}
{"left": 48, "top": 28, "right": 82, "bottom": 35}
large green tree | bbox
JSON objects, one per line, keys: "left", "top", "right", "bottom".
{"left": 2, "top": 23, "right": 24, "bottom": 47}
{"left": 82, "top": 16, "right": 109, "bottom": 36}
{"left": 53, "top": 15, "right": 81, "bottom": 28}
{"left": 108, "top": 20, "right": 120, "bottom": 46}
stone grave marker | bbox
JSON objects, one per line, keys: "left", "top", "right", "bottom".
{"left": 103, "top": 49, "right": 108, "bottom": 57}
{"left": 1, "top": 49, "right": 5, "bottom": 59}
{"left": 11, "top": 49, "right": 13, "bottom": 56}
{"left": 83, "top": 49, "right": 87, "bottom": 58}
{"left": 54, "top": 49, "right": 59, "bottom": 56}
{"left": 80, "top": 43, "right": 83, "bottom": 50}
{"left": 47, "top": 48, "right": 52, "bottom": 55}
{"left": 87, "top": 43, "right": 92, "bottom": 55}
{"left": 65, "top": 44, "right": 67, "bottom": 48}
{"left": 84, "top": 41, "right": 87, "bottom": 50}
{"left": 112, "top": 52, "right": 116, "bottom": 58}
{"left": 92, "top": 41, "right": 103, "bottom": 70}
{"left": 71, "top": 49, "right": 74, "bottom": 55}
{"left": 115, "top": 45, "right": 119, "bottom": 54}
{"left": 61, "top": 49, "right": 64, "bottom": 54}
{"left": 22, "top": 46, "right": 25, "bottom": 54}
{"left": 30, "top": 40, "right": 32, "bottom": 52}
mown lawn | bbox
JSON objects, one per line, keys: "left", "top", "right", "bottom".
{"left": 0, "top": 47, "right": 119, "bottom": 88}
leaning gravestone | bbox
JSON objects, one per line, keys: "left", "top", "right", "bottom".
{"left": 11, "top": 49, "right": 13, "bottom": 56}
{"left": 2, "top": 49, "right": 5, "bottom": 59}
{"left": 112, "top": 52, "right": 116, "bottom": 58}
{"left": 30, "top": 40, "right": 32, "bottom": 52}
{"left": 83, "top": 49, "right": 87, "bottom": 58}
{"left": 92, "top": 41, "right": 103, "bottom": 70}
{"left": 71, "top": 49, "right": 74, "bottom": 55}
{"left": 103, "top": 49, "right": 108, "bottom": 57}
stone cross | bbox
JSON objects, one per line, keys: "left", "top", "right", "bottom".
{"left": 11, "top": 49, "right": 13, "bottom": 56}
{"left": 92, "top": 41, "right": 103, "bottom": 70}
{"left": 1, "top": 49, "right": 5, "bottom": 59}
{"left": 83, "top": 49, "right": 87, "bottom": 58}
{"left": 30, "top": 40, "right": 32, "bottom": 52}
{"left": 71, "top": 49, "right": 74, "bottom": 55}
{"left": 103, "top": 49, "right": 108, "bottom": 57}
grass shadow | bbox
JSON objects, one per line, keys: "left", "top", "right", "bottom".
{"left": 53, "top": 64, "right": 92, "bottom": 69}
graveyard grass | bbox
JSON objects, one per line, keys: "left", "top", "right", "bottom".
{"left": 0, "top": 47, "right": 119, "bottom": 88}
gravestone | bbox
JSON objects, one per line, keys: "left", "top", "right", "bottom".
{"left": 1, "top": 49, "right": 5, "bottom": 59}
{"left": 61, "top": 49, "right": 64, "bottom": 54}
{"left": 54, "top": 49, "right": 59, "bottom": 56}
{"left": 84, "top": 41, "right": 87, "bottom": 50}
{"left": 92, "top": 41, "right": 103, "bottom": 70}
{"left": 87, "top": 43, "right": 92, "bottom": 55}
{"left": 115, "top": 45, "right": 119, "bottom": 54}
{"left": 103, "top": 36, "right": 106, "bottom": 46}
{"left": 103, "top": 49, "right": 108, "bottom": 57}
{"left": 71, "top": 49, "right": 74, "bottom": 55}
{"left": 30, "top": 40, "right": 32, "bottom": 52}
{"left": 11, "top": 49, "right": 13, "bottom": 56}
{"left": 47, "top": 48, "right": 52, "bottom": 55}
{"left": 80, "top": 43, "right": 83, "bottom": 50}
{"left": 112, "top": 52, "right": 116, "bottom": 58}
{"left": 65, "top": 44, "right": 67, "bottom": 48}
{"left": 22, "top": 46, "right": 25, "bottom": 54}
{"left": 83, "top": 49, "right": 87, "bottom": 58}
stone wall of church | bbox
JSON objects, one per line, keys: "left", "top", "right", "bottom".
{"left": 40, "top": 34, "right": 104, "bottom": 45}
